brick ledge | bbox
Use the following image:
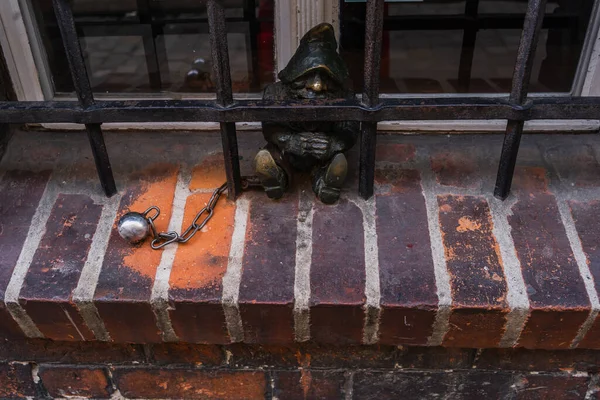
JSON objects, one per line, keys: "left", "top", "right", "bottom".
{"left": 1, "top": 131, "right": 600, "bottom": 349}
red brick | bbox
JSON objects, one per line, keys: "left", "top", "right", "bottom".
{"left": 310, "top": 199, "right": 365, "bottom": 344}
{"left": 273, "top": 370, "right": 346, "bottom": 399}
{"left": 39, "top": 366, "right": 111, "bottom": 398}
{"left": 189, "top": 153, "right": 227, "bottom": 191}
{"left": 0, "top": 170, "right": 51, "bottom": 338}
{"left": 0, "top": 363, "right": 35, "bottom": 399}
{"left": 509, "top": 168, "right": 590, "bottom": 349}
{"left": 0, "top": 340, "right": 145, "bottom": 364}
{"left": 168, "top": 165, "right": 235, "bottom": 343}
{"left": 19, "top": 194, "right": 101, "bottom": 341}
{"left": 476, "top": 348, "right": 600, "bottom": 372}
{"left": 376, "top": 143, "right": 416, "bottom": 163}
{"left": 430, "top": 150, "right": 478, "bottom": 188}
{"left": 352, "top": 370, "right": 513, "bottom": 399}
{"left": 513, "top": 373, "right": 589, "bottom": 399}
{"left": 545, "top": 144, "right": 600, "bottom": 187}
{"left": 375, "top": 168, "right": 437, "bottom": 345}
{"left": 438, "top": 195, "right": 509, "bottom": 347}
{"left": 152, "top": 344, "right": 223, "bottom": 366}
{"left": 94, "top": 164, "right": 179, "bottom": 343}
{"left": 239, "top": 191, "right": 297, "bottom": 344}
{"left": 113, "top": 368, "right": 266, "bottom": 399}
{"left": 570, "top": 200, "right": 600, "bottom": 348}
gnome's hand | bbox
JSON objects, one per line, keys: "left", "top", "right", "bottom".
{"left": 281, "top": 132, "right": 332, "bottom": 160}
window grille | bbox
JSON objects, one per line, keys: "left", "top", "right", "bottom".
{"left": 0, "top": 0, "right": 597, "bottom": 200}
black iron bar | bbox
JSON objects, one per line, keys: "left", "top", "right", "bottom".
{"left": 344, "top": 14, "right": 573, "bottom": 31}
{"left": 137, "top": 0, "right": 166, "bottom": 90}
{"left": 359, "top": 0, "right": 385, "bottom": 200}
{"left": 207, "top": 0, "right": 242, "bottom": 199}
{"left": 52, "top": 0, "right": 117, "bottom": 197}
{"left": 4, "top": 97, "right": 600, "bottom": 124}
{"left": 457, "top": 0, "right": 480, "bottom": 92}
{"left": 494, "top": 0, "right": 547, "bottom": 200}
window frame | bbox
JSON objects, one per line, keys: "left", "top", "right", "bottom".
{"left": 1, "top": 0, "right": 600, "bottom": 132}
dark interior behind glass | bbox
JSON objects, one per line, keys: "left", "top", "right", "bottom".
{"left": 30, "top": 0, "right": 275, "bottom": 94}
{"left": 340, "top": 0, "right": 595, "bottom": 94}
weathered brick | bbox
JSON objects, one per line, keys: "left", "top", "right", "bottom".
{"left": 510, "top": 168, "right": 590, "bottom": 349}
{"left": 376, "top": 143, "right": 416, "bottom": 164}
{"left": 19, "top": 194, "right": 102, "bottom": 341}
{"left": 546, "top": 144, "right": 600, "bottom": 187}
{"left": 393, "top": 346, "right": 476, "bottom": 370}
{"left": 224, "top": 345, "right": 474, "bottom": 370}
{"left": 476, "top": 348, "right": 600, "bottom": 372}
{"left": 0, "top": 363, "right": 35, "bottom": 399}
{"left": 39, "top": 366, "right": 111, "bottom": 398}
{"left": 94, "top": 164, "right": 179, "bottom": 343}
{"left": 152, "top": 344, "right": 223, "bottom": 366}
{"left": 513, "top": 373, "right": 589, "bottom": 399}
{"left": 570, "top": 200, "right": 600, "bottom": 349}
{"left": 438, "top": 195, "right": 509, "bottom": 347}
{"left": 0, "top": 340, "right": 145, "bottom": 364}
{"left": 0, "top": 170, "right": 51, "bottom": 338}
{"left": 220, "top": 344, "right": 302, "bottom": 368}
{"left": 189, "top": 153, "right": 228, "bottom": 191}
{"left": 430, "top": 149, "right": 478, "bottom": 188}
{"left": 272, "top": 370, "right": 346, "bottom": 399}
{"left": 375, "top": 168, "right": 438, "bottom": 345}
{"left": 113, "top": 368, "right": 267, "bottom": 399}
{"left": 352, "top": 370, "right": 514, "bottom": 399}
{"left": 169, "top": 188, "right": 234, "bottom": 344}
{"left": 239, "top": 191, "right": 297, "bottom": 344}
{"left": 310, "top": 199, "right": 365, "bottom": 344}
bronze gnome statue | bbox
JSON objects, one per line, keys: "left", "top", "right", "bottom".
{"left": 254, "top": 23, "right": 359, "bottom": 204}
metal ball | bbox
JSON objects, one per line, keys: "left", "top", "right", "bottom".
{"left": 117, "top": 212, "right": 150, "bottom": 243}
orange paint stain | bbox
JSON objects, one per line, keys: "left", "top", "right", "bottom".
{"left": 190, "top": 154, "right": 227, "bottom": 190}
{"left": 169, "top": 193, "right": 235, "bottom": 290}
{"left": 456, "top": 216, "right": 482, "bottom": 232}
{"left": 122, "top": 164, "right": 179, "bottom": 279}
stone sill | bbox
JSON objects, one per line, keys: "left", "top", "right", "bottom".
{"left": 1, "top": 129, "right": 600, "bottom": 349}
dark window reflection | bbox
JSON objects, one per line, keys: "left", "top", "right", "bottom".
{"left": 340, "top": 0, "right": 595, "bottom": 94}
{"left": 30, "top": 0, "right": 275, "bottom": 94}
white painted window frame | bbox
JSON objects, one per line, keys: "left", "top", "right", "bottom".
{"left": 1, "top": 0, "right": 599, "bottom": 132}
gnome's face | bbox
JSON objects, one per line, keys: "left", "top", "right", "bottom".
{"left": 287, "top": 69, "right": 342, "bottom": 100}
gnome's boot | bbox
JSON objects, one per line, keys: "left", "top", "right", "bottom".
{"left": 254, "top": 149, "right": 288, "bottom": 200}
{"left": 312, "top": 153, "right": 348, "bottom": 204}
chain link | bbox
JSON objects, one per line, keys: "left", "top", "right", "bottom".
{"left": 142, "top": 182, "right": 228, "bottom": 250}
{"left": 134, "top": 176, "right": 262, "bottom": 250}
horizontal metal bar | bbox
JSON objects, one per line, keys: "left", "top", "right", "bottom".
{"left": 343, "top": 14, "right": 576, "bottom": 31}
{"left": 2, "top": 97, "right": 600, "bottom": 124}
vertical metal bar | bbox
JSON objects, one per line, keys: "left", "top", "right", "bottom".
{"left": 457, "top": 0, "right": 479, "bottom": 92}
{"left": 137, "top": 0, "right": 171, "bottom": 90}
{"left": 137, "top": 0, "right": 164, "bottom": 90}
{"left": 359, "top": 0, "right": 385, "bottom": 199}
{"left": 52, "top": 0, "right": 117, "bottom": 197}
{"left": 208, "top": 0, "right": 242, "bottom": 199}
{"left": 244, "top": 0, "right": 261, "bottom": 91}
{"left": 0, "top": 43, "right": 14, "bottom": 161}
{"left": 494, "top": 0, "right": 547, "bottom": 200}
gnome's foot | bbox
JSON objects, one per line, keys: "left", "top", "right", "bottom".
{"left": 254, "top": 149, "right": 288, "bottom": 200}
{"left": 313, "top": 153, "right": 348, "bottom": 204}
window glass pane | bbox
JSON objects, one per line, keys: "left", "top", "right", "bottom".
{"left": 340, "top": 0, "right": 596, "bottom": 94}
{"left": 29, "top": 0, "right": 275, "bottom": 95}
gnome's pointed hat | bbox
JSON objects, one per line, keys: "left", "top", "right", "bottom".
{"left": 278, "top": 23, "right": 349, "bottom": 85}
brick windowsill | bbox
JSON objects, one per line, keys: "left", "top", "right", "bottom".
{"left": 1, "top": 130, "right": 600, "bottom": 350}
